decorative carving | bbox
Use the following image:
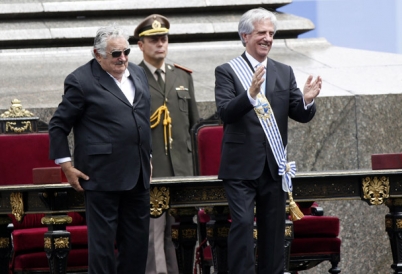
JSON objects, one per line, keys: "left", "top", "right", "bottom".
{"left": 253, "top": 228, "right": 258, "bottom": 240}
{"left": 206, "top": 227, "right": 213, "bottom": 238}
{"left": 285, "top": 226, "right": 293, "bottom": 237}
{"left": 0, "top": 99, "right": 34, "bottom": 118}
{"left": 0, "top": 99, "right": 39, "bottom": 133}
{"left": 396, "top": 220, "right": 402, "bottom": 229}
{"left": 54, "top": 237, "right": 70, "bottom": 249}
{"left": 217, "top": 226, "right": 229, "bottom": 237}
{"left": 171, "top": 186, "right": 226, "bottom": 205}
{"left": 0, "top": 237, "right": 10, "bottom": 248}
{"left": 362, "top": 176, "right": 390, "bottom": 205}
{"left": 182, "top": 228, "right": 196, "bottom": 239}
{"left": 392, "top": 199, "right": 402, "bottom": 207}
{"left": 10, "top": 192, "right": 24, "bottom": 221}
{"left": 150, "top": 186, "right": 170, "bottom": 217}
{"left": 6, "top": 121, "right": 32, "bottom": 133}
{"left": 44, "top": 237, "right": 52, "bottom": 249}
{"left": 41, "top": 215, "right": 72, "bottom": 225}
{"left": 386, "top": 217, "right": 393, "bottom": 229}
{"left": 171, "top": 228, "right": 178, "bottom": 240}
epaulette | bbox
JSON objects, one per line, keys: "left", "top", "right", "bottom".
{"left": 174, "top": 63, "right": 193, "bottom": 74}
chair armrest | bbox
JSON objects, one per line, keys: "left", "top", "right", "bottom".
{"left": 311, "top": 206, "right": 324, "bottom": 216}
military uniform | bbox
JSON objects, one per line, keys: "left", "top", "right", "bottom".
{"left": 135, "top": 14, "right": 200, "bottom": 274}
{"left": 140, "top": 61, "right": 199, "bottom": 177}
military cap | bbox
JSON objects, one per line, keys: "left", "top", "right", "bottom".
{"left": 134, "top": 14, "right": 170, "bottom": 39}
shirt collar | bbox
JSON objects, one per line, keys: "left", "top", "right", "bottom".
{"left": 106, "top": 69, "right": 130, "bottom": 82}
{"left": 245, "top": 51, "right": 267, "bottom": 70}
{"left": 143, "top": 60, "right": 166, "bottom": 74}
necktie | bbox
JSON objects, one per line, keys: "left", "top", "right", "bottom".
{"left": 155, "top": 69, "right": 165, "bottom": 91}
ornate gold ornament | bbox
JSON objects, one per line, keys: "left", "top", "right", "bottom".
{"left": 217, "top": 226, "right": 230, "bottom": 237}
{"left": 182, "top": 228, "right": 196, "bottom": 239}
{"left": 150, "top": 186, "right": 170, "bottom": 217}
{"left": 44, "top": 237, "right": 52, "bottom": 249}
{"left": 41, "top": 215, "right": 73, "bottom": 225}
{"left": 396, "top": 219, "right": 402, "bottom": 229}
{"left": 0, "top": 99, "right": 34, "bottom": 118}
{"left": 0, "top": 237, "right": 10, "bottom": 248}
{"left": 6, "top": 121, "right": 32, "bottom": 133}
{"left": 253, "top": 228, "right": 258, "bottom": 239}
{"left": 385, "top": 217, "right": 392, "bottom": 229}
{"left": 362, "top": 176, "right": 390, "bottom": 205}
{"left": 54, "top": 237, "right": 70, "bottom": 249}
{"left": 206, "top": 227, "right": 213, "bottom": 238}
{"left": 10, "top": 192, "right": 24, "bottom": 222}
{"left": 285, "top": 225, "right": 293, "bottom": 237}
{"left": 171, "top": 228, "right": 178, "bottom": 240}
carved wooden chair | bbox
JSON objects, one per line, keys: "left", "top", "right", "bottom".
{"left": 191, "top": 113, "right": 341, "bottom": 274}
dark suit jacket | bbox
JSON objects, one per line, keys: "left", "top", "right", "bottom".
{"left": 49, "top": 59, "right": 152, "bottom": 191}
{"left": 215, "top": 53, "right": 316, "bottom": 181}
{"left": 139, "top": 61, "right": 199, "bottom": 177}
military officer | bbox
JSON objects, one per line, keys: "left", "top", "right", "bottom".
{"left": 134, "top": 14, "right": 199, "bottom": 274}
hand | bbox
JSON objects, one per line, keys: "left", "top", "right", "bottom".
{"left": 60, "top": 162, "right": 88, "bottom": 192}
{"left": 303, "top": 75, "right": 322, "bottom": 104}
{"left": 249, "top": 65, "right": 266, "bottom": 98}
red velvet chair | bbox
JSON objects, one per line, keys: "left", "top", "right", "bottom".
{"left": 0, "top": 119, "right": 89, "bottom": 273}
{"left": 191, "top": 114, "right": 341, "bottom": 274}
{"left": 9, "top": 212, "right": 88, "bottom": 274}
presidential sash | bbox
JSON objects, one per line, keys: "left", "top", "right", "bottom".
{"left": 228, "top": 56, "right": 303, "bottom": 220}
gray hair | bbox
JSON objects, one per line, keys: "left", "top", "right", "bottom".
{"left": 92, "top": 24, "right": 130, "bottom": 58}
{"left": 238, "top": 8, "right": 278, "bottom": 47}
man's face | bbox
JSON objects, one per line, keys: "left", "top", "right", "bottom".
{"left": 138, "top": 35, "right": 168, "bottom": 63}
{"left": 96, "top": 37, "right": 129, "bottom": 78}
{"left": 242, "top": 19, "right": 275, "bottom": 62}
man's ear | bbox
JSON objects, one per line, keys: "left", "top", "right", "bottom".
{"left": 93, "top": 49, "right": 103, "bottom": 61}
{"left": 241, "top": 33, "right": 248, "bottom": 43}
{"left": 137, "top": 40, "right": 144, "bottom": 51}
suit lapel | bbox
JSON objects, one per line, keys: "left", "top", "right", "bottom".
{"left": 241, "top": 52, "right": 254, "bottom": 72}
{"left": 92, "top": 60, "right": 132, "bottom": 107}
{"left": 266, "top": 58, "right": 277, "bottom": 103}
{"left": 129, "top": 66, "right": 144, "bottom": 108}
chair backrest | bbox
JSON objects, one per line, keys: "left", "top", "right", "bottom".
{"left": 0, "top": 133, "right": 58, "bottom": 185}
{"left": 191, "top": 114, "right": 223, "bottom": 176}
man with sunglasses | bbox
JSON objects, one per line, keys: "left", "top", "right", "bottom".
{"left": 49, "top": 24, "right": 152, "bottom": 274}
{"left": 134, "top": 14, "right": 199, "bottom": 274}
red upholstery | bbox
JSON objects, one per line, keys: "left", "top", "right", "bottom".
{"left": 291, "top": 238, "right": 341, "bottom": 255}
{"left": 293, "top": 216, "right": 339, "bottom": 238}
{"left": 13, "top": 249, "right": 88, "bottom": 272}
{"left": 197, "top": 125, "right": 223, "bottom": 175}
{"left": 0, "top": 133, "right": 65, "bottom": 185}
{"left": 0, "top": 132, "right": 88, "bottom": 273}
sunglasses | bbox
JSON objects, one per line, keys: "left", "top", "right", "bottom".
{"left": 109, "top": 48, "right": 130, "bottom": 58}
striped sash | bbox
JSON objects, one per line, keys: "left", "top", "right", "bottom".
{"left": 228, "top": 56, "right": 295, "bottom": 193}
